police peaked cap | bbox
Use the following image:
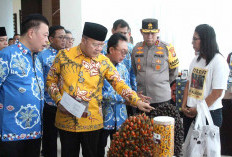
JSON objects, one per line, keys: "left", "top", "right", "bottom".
{"left": 0, "top": 27, "right": 7, "bottom": 36}
{"left": 141, "top": 18, "right": 159, "bottom": 33}
{"left": 83, "top": 22, "right": 108, "bottom": 41}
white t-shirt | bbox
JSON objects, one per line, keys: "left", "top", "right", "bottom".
{"left": 187, "top": 53, "right": 229, "bottom": 110}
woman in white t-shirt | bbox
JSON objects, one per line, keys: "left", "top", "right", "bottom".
{"left": 181, "top": 24, "right": 229, "bottom": 140}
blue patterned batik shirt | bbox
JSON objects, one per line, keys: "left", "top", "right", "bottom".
{"left": 102, "top": 63, "right": 132, "bottom": 130}
{"left": 102, "top": 41, "right": 137, "bottom": 91}
{"left": 37, "top": 47, "right": 58, "bottom": 106}
{"left": 0, "top": 42, "right": 44, "bottom": 141}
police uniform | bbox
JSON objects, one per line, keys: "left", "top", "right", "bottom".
{"left": 132, "top": 18, "right": 179, "bottom": 105}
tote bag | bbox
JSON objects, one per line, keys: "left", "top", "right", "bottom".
{"left": 183, "top": 100, "right": 221, "bottom": 157}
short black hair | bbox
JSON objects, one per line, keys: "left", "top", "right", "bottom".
{"left": 8, "top": 38, "right": 13, "bottom": 41}
{"left": 65, "top": 29, "right": 71, "bottom": 34}
{"left": 49, "top": 25, "right": 65, "bottom": 37}
{"left": 113, "top": 19, "right": 130, "bottom": 30}
{"left": 21, "top": 14, "right": 49, "bottom": 36}
{"left": 13, "top": 34, "right": 20, "bottom": 37}
{"left": 107, "top": 33, "right": 127, "bottom": 54}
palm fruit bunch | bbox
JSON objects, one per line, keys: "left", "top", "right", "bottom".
{"left": 149, "top": 103, "right": 184, "bottom": 157}
{"left": 107, "top": 113, "right": 155, "bottom": 157}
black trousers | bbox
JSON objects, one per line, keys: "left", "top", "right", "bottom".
{"left": 59, "top": 129, "right": 100, "bottom": 157}
{"left": 0, "top": 138, "right": 41, "bottom": 157}
{"left": 183, "top": 107, "right": 222, "bottom": 140}
{"left": 42, "top": 103, "right": 58, "bottom": 157}
{"left": 221, "top": 99, "right": 232, "bottom": 155}
{"left": 97, "top": 129, "right": 116, "bottom": 157}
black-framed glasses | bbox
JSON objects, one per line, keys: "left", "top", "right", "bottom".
{"left": 114, "top": 47, "right": 128, "bottom": 56}
{"left": 54, "top": 36, "right": 67, "bottom": 40}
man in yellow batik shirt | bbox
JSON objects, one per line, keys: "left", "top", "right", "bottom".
{"left": 46, "top": 22, "right": 153, "bottom": 157}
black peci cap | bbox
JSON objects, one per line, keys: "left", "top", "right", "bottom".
{"left": 0, "top": 27, "right": 7, "bottom": 36}
{"left": 83, "top": 22, "right": 108, "bottom": 41}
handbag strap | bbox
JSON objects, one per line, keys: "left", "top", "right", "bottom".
{"left": 199, "top": 100, "right": 214, "bottom": 126}
{"left": 194, "top": 104, "right": 205, "bottom": 130}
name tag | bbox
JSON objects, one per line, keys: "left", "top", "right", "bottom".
{"left": 154, "top": 54, "right": 164, "bottom": 58}
{"left": 135, "top": 54, "right": 144, "bottom": 57}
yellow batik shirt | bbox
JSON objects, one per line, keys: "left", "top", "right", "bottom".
{"left": 46, "top": 45, "right": 140, "bottom": 132}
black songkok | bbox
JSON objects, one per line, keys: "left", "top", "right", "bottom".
{"left": 83, "top": 22, "right": 107, "bottom": 41}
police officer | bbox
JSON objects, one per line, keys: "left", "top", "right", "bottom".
{"left": 132, "top": 18, "right": 179, "bottom": 109}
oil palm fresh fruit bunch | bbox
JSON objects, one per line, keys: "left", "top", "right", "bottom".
{"left": 107, "top": 113, "right": 155, "bottom": 157}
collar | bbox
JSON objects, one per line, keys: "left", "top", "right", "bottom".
{"left": 75, "top": 44, "right": 98, "bottom": 61}
{"left": 75, "top": 45, "right": 83, "bottom": 57}
{"left": 17, "top": 42, "right": 31, "bottom": 55}
{"left": 48, "top": 46, "right": 58, "bottom": 54}
{"left": 142, "top": 39, "right": 160, "bottom": 47}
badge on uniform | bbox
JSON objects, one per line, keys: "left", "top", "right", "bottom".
{"left": 137, "top": 47, "right": 143, "bottom": 50}
{"left": 157, "top": 47, "right": 164, "bottom": 50}
{"left": 156, "top": 59, "right": 162, "bottom": 64}
{"left": 136, "top": 51, "right": 144, "bottom": 54}
{"left": 135, "top": 54, "right": 144, "bottom": 57}
{"left": 137, "top": 64, "right": 142, "bottom": 70}
{"left": 155, "top": 40, "right": 159, "bottom": 46}
{"left": 155, "top": 65, "right": 161, "bottom": 71}
{"left": 169, "top": 47, "right": 176, "bottom": 57}
{"left": 155, "top": 51, "right": 164, "bottom": 55}
{"left": 137, "top": 58, "right": 141, "bottom": 63}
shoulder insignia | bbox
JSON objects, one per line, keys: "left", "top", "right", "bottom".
{"left": 169, "top": 47, "right": 176, "bottom": 57}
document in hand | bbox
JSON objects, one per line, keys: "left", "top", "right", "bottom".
{"left": 60, "top": 92, "right": 86, "bottom": 118}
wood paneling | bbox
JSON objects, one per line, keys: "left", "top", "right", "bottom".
{"left": 21, "top": 0, "right": 42, "bottom": 21}
{"left": 52, "top": 0, "right": 60, "bottom": 25}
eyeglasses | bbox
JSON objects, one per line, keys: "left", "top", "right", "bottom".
{"left": 192, "top": 37, "right": 200, "bottom": 41}
{"left": 91, "top": 43, "right": 104, "bottom": 48}
{"left": 114, "top": 47, "right": 128, "bottom": 56}
{"left": 65, "top": 37, "right": 75, "bottom": 41}
{"left": 84, "top": 38, "right": 104, "bottom": 48}
{"left": 53, "top": 36, "right": 67, "bottom": 40}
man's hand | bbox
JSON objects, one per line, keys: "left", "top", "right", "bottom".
{"left": 137, "top": 91, "right": 152, "bottom": 103}
{"left": 137, "top": 100, "right": 154, "bottom": 112}
{"left": 58, "top": 103, "right": 72, "bottom": 116}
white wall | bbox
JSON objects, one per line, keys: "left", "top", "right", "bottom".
{"left": 0, "top": 0, "right": 14, "bottom": 38}
{"left": 13, "top": 0, "right": 21, "bottom": 35}
{"left": 81, "top": 0, "right": 232, "bottom": 70}
{"left": 60, "top": 0, "right": 82, "bottom": 46}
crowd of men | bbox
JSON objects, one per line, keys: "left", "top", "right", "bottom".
{"left": 0, "top": 13, "right": 179, "bottom": 157}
